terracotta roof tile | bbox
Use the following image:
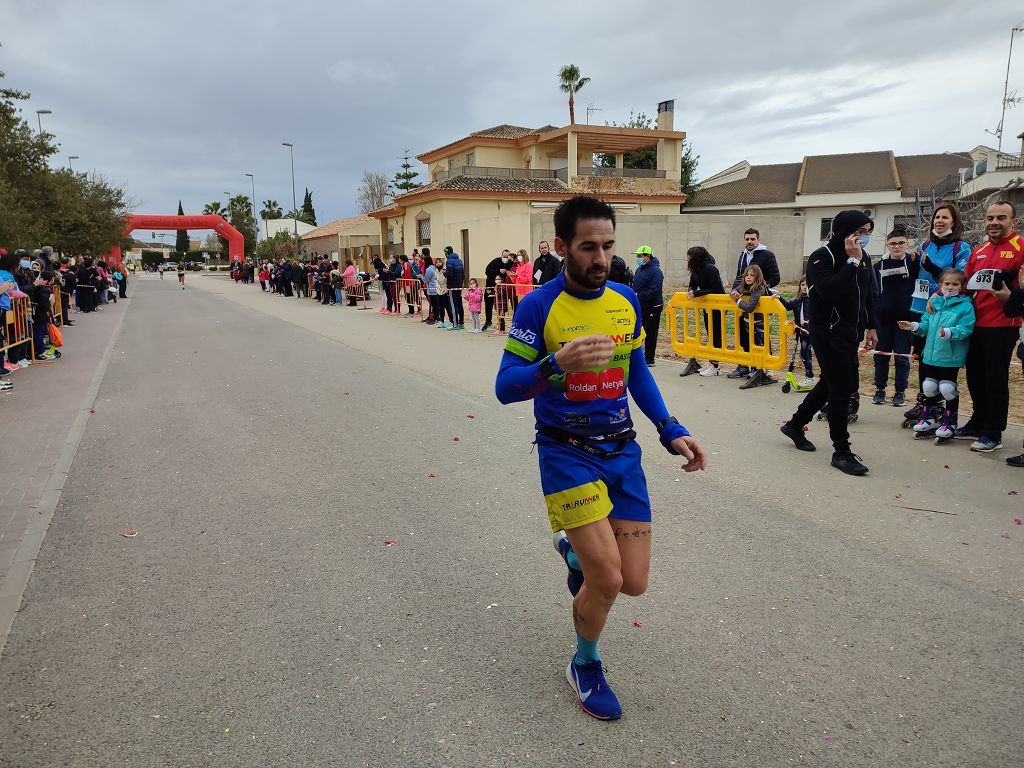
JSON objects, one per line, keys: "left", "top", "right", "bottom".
{"left": 300, "top": 215, "right": 376, "bottom": 240}
{"left": 799, "top": 151, "right": 897, "bottom": 194}
{"left": 469, "top": 124, "right": 541, "bottom": 140}
{"left": 894, "top": 152, "right": 970, "bottom": 192}
{"left": 688, "top": 163, "right": 801, "bottom": 206}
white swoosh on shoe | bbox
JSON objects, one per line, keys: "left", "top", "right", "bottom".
{"left": 569, "top": 664, "right": 592, "bottom": 702}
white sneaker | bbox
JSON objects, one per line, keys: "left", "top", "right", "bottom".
{"left": 698, "top": 365, "right": 720, "bottom": 376}
{"left": 799, "top": 377, "right": 816, "bottom": 387}
{"left": 17, "top": 359, "right": 29, "bottom": 368}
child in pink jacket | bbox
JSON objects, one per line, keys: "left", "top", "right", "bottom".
{"left": 465, "top": 278, "right": 484, "bottom": 333}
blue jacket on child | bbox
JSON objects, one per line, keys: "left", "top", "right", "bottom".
{"left": 913, "top": 294, "right": 975, "bottom": 368}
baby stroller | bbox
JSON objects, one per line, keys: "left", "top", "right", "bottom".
{"left": 780, "top": 323, "right": 815, "bottom": 394}
{"left": 106, "top": 282, "right": 118, "bottom": 303}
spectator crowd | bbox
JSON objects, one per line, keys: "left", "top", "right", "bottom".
{"left": 0, "top": 246, "right": 127, "bottom": 393}
{"left": 230, "top": 200, "right": 1024, "bottom": 470}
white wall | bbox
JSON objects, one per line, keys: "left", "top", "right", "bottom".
{"left": 264, "top": 218, "right": 316, "bottom": 238}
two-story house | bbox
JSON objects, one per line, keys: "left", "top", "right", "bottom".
{"left": 369, "top": 101, "right": 688, "bottom": 280}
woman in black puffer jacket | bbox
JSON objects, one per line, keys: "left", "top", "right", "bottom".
{"left": 680, "top": 246, "right": 727, "bottom": 377}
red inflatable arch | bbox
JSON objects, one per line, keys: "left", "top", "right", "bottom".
{"left": 104, "top": 214, "right": 245, "bottom": 268}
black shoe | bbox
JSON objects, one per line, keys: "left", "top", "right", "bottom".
{"left": 831, "top": 451, "right": 868, "bottom": 476}
{"left": 727, "top": 366, "right": 750, "bottom": 379}
{"left": 646, "top": 360, "right": 656, "bottom": 368}
{"left": 739, "top": 369, "right": 767, "bottom": 390}
{"left": 679, "top": 359, "right": 701, "bottom": 377}
{"left": 1006, "top": 454, "right": 1024, "bottom": 468}
{"left": 872, "top": 389, "right": 886, "bottom": 405}
{"left": 780, "top": 421, "right": 815, "bottom": 452}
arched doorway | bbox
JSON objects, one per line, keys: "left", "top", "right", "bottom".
{"left": 104, "top": 214, "right": 246, "bottom": 268}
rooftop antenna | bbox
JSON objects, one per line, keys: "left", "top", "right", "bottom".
{"left": 586, "top": 103, "right": 602, "bottom": 125}
{"left": 987, "top": 24, "right": 1024, "bottom": 152}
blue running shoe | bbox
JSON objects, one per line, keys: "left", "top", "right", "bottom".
{"left": 566, "top": 658, "right": 621, "bottom": 720}
{"left": 970, "top": 437, "right": 1002, "bottom": 452}
{"left": 553, "top": 531, "right": 584, "bottom": 596}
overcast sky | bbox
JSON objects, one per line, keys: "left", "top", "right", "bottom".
{"left": 4, "top": 0, "right": 1024, "bottom": 226}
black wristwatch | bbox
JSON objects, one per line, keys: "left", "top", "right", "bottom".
{"left": 657, "top": 416, "right": 680, "bottom": 433}
{"left": 539, "top": 353, "right": 563, "bottom": 379}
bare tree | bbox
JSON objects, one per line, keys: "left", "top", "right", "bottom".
{"left": 356, "top": 171, "right": 393, "bottom": 214}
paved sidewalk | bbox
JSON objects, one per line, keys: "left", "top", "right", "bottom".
{"left": 0, "top": 297, "right": 127, "bottom": 652}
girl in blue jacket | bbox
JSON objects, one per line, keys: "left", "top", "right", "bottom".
{"left": 898, "top": 269, "right": 975, "bottom": 440}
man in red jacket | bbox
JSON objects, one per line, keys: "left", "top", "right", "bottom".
{"left": 959, "top": 200, "right": 1023, "bottom": 452}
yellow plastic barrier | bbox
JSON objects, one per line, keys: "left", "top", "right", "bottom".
{"left": 666, "top": 293, "right": 792, "bottom": 371}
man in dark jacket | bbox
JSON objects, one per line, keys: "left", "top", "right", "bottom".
{"left": 780, "top": 210, "right": 878, "bottom": 476}
{"left": 631, "top": 246, "right": 664, "bottom": 367}
{"left": 444, "top": 246, "right": 465, "bottom": 329}
{"left": 482, "top": 250, "right": 514, "bottom": 331}
{"left": 533, "top": 241, "right": 563, "bottom": 286}
{"left": 730, "top": 228, "right": 780, "bottom": 293}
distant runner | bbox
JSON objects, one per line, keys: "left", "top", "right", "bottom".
{"left": 178, "top": 261, "right": 186, "bottom": 290}
{"left": 495, "top": 195, "right": 706, "bottom": 720}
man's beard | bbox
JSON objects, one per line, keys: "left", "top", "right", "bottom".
{"left": 564, "top": 251, "right": 607, "bottom": 290}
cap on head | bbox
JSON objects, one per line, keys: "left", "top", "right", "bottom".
{"left": 634, "top": 245, "right": 653, "bottom": 256}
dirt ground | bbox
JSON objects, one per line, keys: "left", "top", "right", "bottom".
{"left": 657, "top": 282, "right": 1024, "bottom": 424}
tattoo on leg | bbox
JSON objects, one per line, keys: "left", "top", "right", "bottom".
{"left": 613, "top": 526, "right": 651, "bottom": 539}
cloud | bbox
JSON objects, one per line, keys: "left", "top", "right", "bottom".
{"left": 327, "top": 61, "right": 397, "bottom": 85}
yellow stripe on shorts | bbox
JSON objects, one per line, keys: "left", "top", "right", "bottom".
{"left": 545, "top": 480, "right": 612, "bottom": 532}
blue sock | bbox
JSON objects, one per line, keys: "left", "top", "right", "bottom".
{"left": 575, "top": 634, "right": 599, "bottom": 666}
{"left": 566, "top": 550, "right": 581, "bottom": 571}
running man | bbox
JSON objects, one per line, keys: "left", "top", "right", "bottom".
{"left": 495, "top": 195, "right": 707, "bottom": 720}
{"left": 178, "top": 261, "right": 186, "bottom": 290}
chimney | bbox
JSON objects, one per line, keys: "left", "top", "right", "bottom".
{"left": 657, "top": 100, "right": 674, "bottom": 131}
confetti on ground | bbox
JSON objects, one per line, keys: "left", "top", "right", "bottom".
{"left": 119, "top": 530, "right": 138, "bottom": 538}
{"left": 485, "top": 603, "right": 498, "bottom": 610}
{"left": 1010, "top": 490, "right": 1020, "bottom": 496}
{"left": 467, "top": 415, "right": 475, "bottom": 419}
{"left": 633, "top": 619, "right": 643, "bottom": 627}
{"left": 151, "top": 714, "right": 161, "bottom": 720}
{"left": 384, "top": 539, "right": 396, "bottom": 547}
{"left": 426, "top": 473, "right": 436, "bottom": 478}
{"left": 1000, "top": 531, "right": 1011, "bottom": 539}
{"left": 943, "top": 464, "right": 950, "bottom": 469}
{"left": 89, "top": 408, "right": 96, "bottom": 413}
{"left": 824, "top": 735, "right": 832, "bottom": 742}
{"left": 453, "top": 436, "right": 460, "bottom": 441}
{"left": 1014, "top": 518, "right": 1022, "bottom": 525}
{"left": 895, "top": 492, "right": 903, "bottom": 499}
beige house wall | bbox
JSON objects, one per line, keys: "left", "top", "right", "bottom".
{"left": 473, "top": 146, "right": 522, "bottom": 168}
{"left": 530, "top": 212, "right": 807, "bottom": 287}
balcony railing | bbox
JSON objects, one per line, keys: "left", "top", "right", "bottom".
{"left": 577, "top": 167, "right": 667, "bottom": 179}
{"left": 995, "top": 153, "right": 1024, "bottom": 170}
{"left": 433, "top": 165, "right": 557, "bottom": 182}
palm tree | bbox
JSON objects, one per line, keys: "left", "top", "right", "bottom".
{"left": 202, "top": 201, "right": 227, "bottom": 218}
{"left": 260, "top": 199, "right": 283, "bottom": 220}
{"left": 558, "top": 64, "right": 590, "bottom": 125}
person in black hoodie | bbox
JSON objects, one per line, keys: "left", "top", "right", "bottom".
{"left": 870, "top": 229, "right": 918, "bottom": 406}
{"left": 780, "top": 210, "right": 878, "bottom": 476}
{"left": 482, "top": 250, "right": 514, "bottom": 331}
{"left": 680, "top": 246, "right": 727, "bottom": 377}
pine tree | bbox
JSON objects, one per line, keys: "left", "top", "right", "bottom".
{"left": 392, "top": 149, "right": 421, "bottom": 193}
{"left": 175, "top": 200, "right": 189, "bottom": 257}
{"left": 300, "top": 187, "right": 317, "bottom": 225}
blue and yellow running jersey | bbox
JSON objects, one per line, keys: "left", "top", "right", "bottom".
{"left": 503, "top": 272, "right": 645, "bottom": 438}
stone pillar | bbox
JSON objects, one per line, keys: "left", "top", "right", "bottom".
{"left": 615, "top": 153, "right": 624, "bottom": 170}
{"left": 568, "top": 131, "right": 578, "bottom": 179}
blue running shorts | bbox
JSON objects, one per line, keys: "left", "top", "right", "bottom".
{"left": 537, "top": 438, "right": 651, "bottom": 532}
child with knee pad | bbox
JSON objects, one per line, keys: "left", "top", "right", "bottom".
{"left": 898, "top": 269, "right": 975, "bottom": 440}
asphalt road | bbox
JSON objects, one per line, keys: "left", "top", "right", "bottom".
{"left": 1, "top": 275, "right": 1021, "bottom": 767}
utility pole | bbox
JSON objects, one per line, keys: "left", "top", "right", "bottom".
{"left": 245, "top": 173, "right": 257, "bottom": 245}
{"left": 991, "top": 26, "right": 1024, "bottom": 153}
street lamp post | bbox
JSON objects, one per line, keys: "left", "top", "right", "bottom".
{"left": 245, "top": 172, "right": 258, "bottom": 245}
{"left": 35, "top": 109, "right": 52, "bottom": 134}
{"left": 68, "top": 155, "right": 79, "bottom": 171}
{"left": 282, "top": 142, "right": 297, "bottom": 235}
